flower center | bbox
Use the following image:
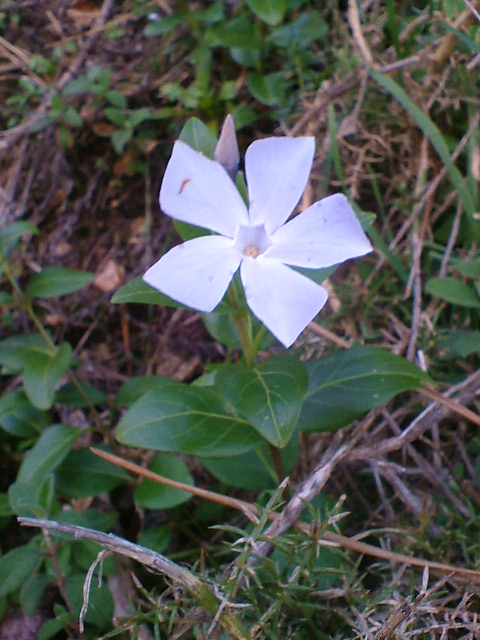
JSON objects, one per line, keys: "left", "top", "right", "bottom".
{"left": 243, "top": 245, "right": 260, "bottom": 258}
{"left": 234, "top": 223, "right": 272, "bottom": 260}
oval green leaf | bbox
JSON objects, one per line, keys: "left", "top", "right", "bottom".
{"left": 27, "top": 266, "right": 94, "bottom": 298}
{"left": 23, "top": 342, "right": 73, "bottom": 409}
{"left": 65, "top": 574, "right": 113, "bottom": 629}
{"left": 116, "top": 387, "right": 262, "bottom": 457}
{"left": 0, "top": 546, "right": 42, "bottom": 598}
{"left": 178, "top": 116, "right": 217, "bottom": 157}
{"left": 201, "top": 435, "right": 299, "bottom": 490}
{"left": 298, "top": 346, "right": 431, "bottom": 433}
{"left": 18, "top": 423, "right": 81, "bottom": 485}
{"left": 0, "top": 333, "right": 51, "bottom": 373}
{"left": 55, "top": 382, "right": 107, "bottom": 407}
{"left": 8, "top": 481, "right": 45, "bottom": 518}
{"left": 0, "top": 222, "right": 38, "bottom": 258}
{"left": 214, "top": 354, "right": 308, "bottom": 447}
{"left": 425, "top": 277, "right": 480, "bottom": 308}
{"left": 111, "top": 275, "right": 186, "bottom": 307}
{"left": 55, "top": 446, "right": 131, "bottom": 497}
{"left": 0, "top": 391, "right": 48, "bottom": 437}
{"left": 114, "top": 375, "right": 178, "bottom": 407}
{"left": 246, "top": 0, "right": 286, "bottom": 25}
{"left": 134, "top": 453, "right": 194, "bottom": 509}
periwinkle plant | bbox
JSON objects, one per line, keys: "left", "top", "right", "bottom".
{"left": 115, "top": 116, "right": 381, "bottom": 489}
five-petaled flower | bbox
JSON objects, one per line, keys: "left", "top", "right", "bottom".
{"left": 144, "top": 136, "right": 372, "bottom": 347}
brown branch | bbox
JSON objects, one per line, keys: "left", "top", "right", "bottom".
{"left": 91, "top": 447, "right": 258, "bottom": 522}
{"left": 89, "top": 446, "right": 480, "bottom": 582}
{"left": 18, "top": 518, "right": 250, "bottom": 640}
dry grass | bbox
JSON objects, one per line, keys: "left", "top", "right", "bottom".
{"left": 1, "top": 0, "right": 480, "bottom": 637}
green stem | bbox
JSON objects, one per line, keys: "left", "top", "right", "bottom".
{"left": 227, "top": 285, "right": 256, "bottom": 368}
{"left": 3, "top": 261, "right": 105, "bottom": 429}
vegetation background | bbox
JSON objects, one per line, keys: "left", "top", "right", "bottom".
{"left": 0, "top": 0, "right": 480, "bottom": 638}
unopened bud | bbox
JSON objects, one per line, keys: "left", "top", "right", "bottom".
{"left": 214, "top": 114, "right": 240, "bottom": 180}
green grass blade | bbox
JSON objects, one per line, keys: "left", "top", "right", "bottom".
{"left": 370, "top": 69, "right": 478, "bottom": 241}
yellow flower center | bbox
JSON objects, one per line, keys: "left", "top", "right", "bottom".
{"left": 243, "top": 245, "right": 260, "bottom": 259}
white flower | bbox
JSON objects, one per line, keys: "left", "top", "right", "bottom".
{"left": 144, "top": 136, "right": 372, "bottom": 347}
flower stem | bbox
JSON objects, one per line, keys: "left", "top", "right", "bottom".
{"left": 227, "top": 284, "right": 256, "bottom": 368}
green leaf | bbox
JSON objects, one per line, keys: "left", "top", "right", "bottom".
{"left": 0, "top": 391, "right": 48, "bottom": 437}
{"left": 8, "top": 481, "right": 45, "bottom": 518}
{"left": 117, "top": 387, "right": 262, "bottom": 457}
{"left": 18, "top": 424, "right": 81, "bottom": 485}
{"left": 23, "top": 342, "right": 73, "bottom": 409}
{"left": 56, "top": 509, "right": 116, "bottom": 534}
{"left": 65, "top": 574, "right": 113, "bottom": 629}
{"left": 0, "top": 492, "right": 14, "bottom": 517}
{"left": 178, "top": 117, "right": 217, "bottom": 157}
{"left": 0, "top": 546, "right": 42, "bottom": 597}
{"left": 0, "top": 222, "right": 38, "bottom": 258}
{"left": 143, "top": 14, "right": 183, "bottom": 36}
{"left": 0, "top": 333, "right": 51, "bottom": 373}
{"left": 55, "top": 382, "right": 107, "bottom": 407}
{"left": 134, "top": 453, "right": 194, "bottom": 509}
{"left": 129, "top": 107, "right": 153, "bottom": 129}
{"left": 114, "top": 375, "right": 177, "bottom": 407}
{"left": 246, "top": 0, "right": 286, "bottom": 25}
{"left": 27, "top": 267, "right": 94, "bottom": 298}
{"left": 209, "top": 16, "right": 262, "bottom": 49}
{"left": 194, "top": 2, "right": 224, "bottom": 23}
{"left": 247, "top": 72, "right": 286, "bottom": 107}
{"left": 111, "top": 275, "right": 186, "bottom": 307}
{"left": 0, "top": 292, "right": 14, "bottom": 304}
{"left": 38, "top": 618, "right": 65, "bottom": 640}
{"left": 370, "top": 69, "right": 478, "bottom": 241}
{"left": 298, "top": 346, "right": 431, "bottom": 433}
{"left": 425, "top": 277, "right": 480, "bottom": 308}
{"left": 55, "top": 447, "right": 131, "bottom": 497}
{"left": 293, "top": 265, "right": 336, "bottom": 286}
{"left": 105, "top": 90, "right": 127, "bottom": 109}
{"left": 20, "top": 574, "right": 49, "bottom": 615}
{"left": 202, "top": 435, "right": 299, "bottom": 490}
{"left": 105, "top": 107, "right": 127, "bottom": 127}
{"left": 451, "top": 256, "right": 480, "bottom": 278}
{"left": 440, "top": 329, "right": 480, "bottom": 357}
{"left": 63, "top": 107, "right": 83, "bottom": 128}
{"left": 173, "top": 219, "right": 210, "bottom": 242}
{"left": 111, "top": 129, "right": 132, "bottom": 153}
{"left": 138, "top": 525, "right": 171, "bottom": 553}
{"left": 214, "top": 355, "right": 308, "bottom": 447}
{"left": 268, "top": 11, "right": 328, "bottom": 48}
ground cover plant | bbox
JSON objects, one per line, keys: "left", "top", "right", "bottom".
{"left": 1, "top": 0, "right": 480, "bottom": 638}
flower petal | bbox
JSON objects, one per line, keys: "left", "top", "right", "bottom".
{"left": 240, "top": 256, "right": 328, "bottom": 348}
{"left": 144, "top": 236, "right": 242, "bottom": 312}
{"left": 160, "top": 141, "right": 248, "bottom": 237}
{"left": 245, "top": 137, "right": 315, "bottom": 234}
{"left": 265, "top": 194, "right": 372, "bottom": 268}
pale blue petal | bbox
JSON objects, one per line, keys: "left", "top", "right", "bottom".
{"left": 160, "top": 141, "right": 248, "bottom": 238}
{"left": 240, "top": 256, "right": 328, "bottom": 348}
{"left": 265, "top": 194, "right": 372, "bottom": 268}
{"left": 245, "top": 137, "right": 315, "bottom": 234}
{"left": 144, "top": 236, "right": 242, "bottom": 312}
